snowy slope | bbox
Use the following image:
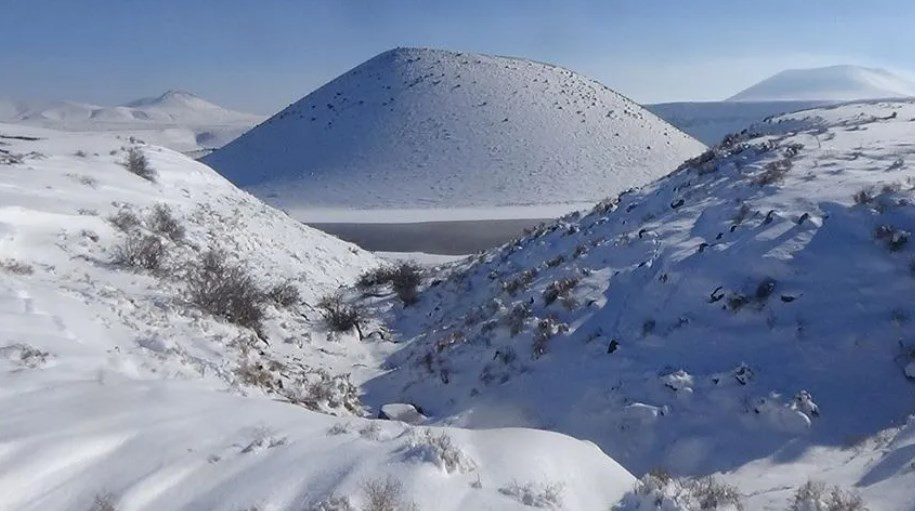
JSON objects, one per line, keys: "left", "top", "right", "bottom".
{"left": 366, "top": 100, "right": 915, "bottom": 509}
{"left": 647, "top": 100, "right": 829, "bottom": 145}
{"left": 728, "top": 65, "right": 915, "bottom": 102}
{"left": 2, "top": 92, "right": 263, "bottom": 155}
{"left": 0, "top": 124, "right": 635, "bottom": 510}
{"left": 204, "top": 47, "right": 705, "bottom": 220}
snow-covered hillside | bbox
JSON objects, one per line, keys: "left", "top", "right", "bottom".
{"left": 0, "top": 124, "right": 636, "bottom": 510}
{"left": 367, "top": 100, "right": 915, "bottom": 510}
{"left": 204, "top": 47, "right": 705, "bottom": 221}
{"left": 647, "top": 100, "right": 828, "bottom": 145}
{"left": 728, "top": 65, "right": 915, "bottom": 102}
{"left": 0, "top": 91, "right": 263, "bottom": 155}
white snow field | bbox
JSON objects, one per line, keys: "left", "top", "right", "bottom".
{"left": 365, "top": 100, "right": 915, "bottom": 510}
{"left": 727, "top": 65, "right": 915, "bottom": 102}
{"left": 0, "top": 125, "right": 635, "bottom": 510}
{"left": 203, "top": 47, "right": 705, "bottom": 222}
{"left": 0, "top": 91, "right": 263, "bottom": 156}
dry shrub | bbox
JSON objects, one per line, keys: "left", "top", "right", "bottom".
{"left": 318, "top": 293, "right": 365, "bottom": 337}
{"left": 123, "top": 147, "right": 156, "bottom": 181}
{"left": 362, "top": 477, "right": 418, "bottom": 511}
{"left": 391, "top": 262, "right": 422, "bottom": 306}
{"left": 267, "top": 281, "right": 300, "bottom": 307}
{"left": 112, "top": 234, "right": 165, "bottom": 271}
{"left": 108, "top": 209, "right": 141, "bottom": 232}
{"left": 187, "top": 250, "right": 266, "bottom": 334}
{"left": 148, "top": 203, "right": 185, "bottom": 241}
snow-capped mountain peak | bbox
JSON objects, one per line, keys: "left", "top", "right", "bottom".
{"left": 204, "top": 47, "right": 704, "bottom": 220}
{"left": 727, "top": 65, "right": 915, "bottom": 102}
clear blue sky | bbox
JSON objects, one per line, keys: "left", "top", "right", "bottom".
{"left": 2, "top": 0, "right": 913, "bottom": 114}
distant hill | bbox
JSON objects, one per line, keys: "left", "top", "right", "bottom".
{"left": 0, "top": 91, "right": 263, "bottom": 154}
{"left": 204, "top": 47, "right": 705, "bottom": 221}
{"left": 727, "top": 65, "right": 915, "bottom": 102}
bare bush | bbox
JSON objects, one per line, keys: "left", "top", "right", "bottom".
{"left": 498, "top": 481, "right": 564, "bottom": 509}
{"left": 755, "top": 277, "right": 777, "bottom": 302}
{"left": 318, "top": 293, "right": 365, "bottom": 338}
{"left": 112, "top": 234, "right": 166, "bottom": 271}
{"left": 107, "top": 209, "right": 141, "bottom": 232}
{"left": 362, "top": 477, "right": 418, "bottom": 511}
{"left": 754, "top": 159, "right": 792, "bottom": 186}
{"left": 0, "top": 343, "right": 50, "bottom": 368}
{"left": 123, "top": 147, "right": 156, "bottom": 182}
{"left": 790, "top": 480, "right": 867, "bottom": 511}
{"left": 622, "top": 473, "right": 743, "bottom": 511}
{"left": 187, "top": 250, "right": 266, "bottom": 334}
{"left": 0, "top": 259, "right": 34, "bottom": 275}
{"left": 504, "top": 303, "right": 532, "bottom": 336}
{"left": 88, "top": 493, "right": 118, "bottom": 511}
{"left": 874, "top": 225, "right": 909, "bottom": 252}
{"left": 148, "top": 203, "right": 185, "bottom": 241}
{"left": 690, "top": 477, "right": 743, "bottom": 511}
{"left": 285, "top": 369, "right": 362, "bottom": 413}
{"left": 267, "top": 281, "right": 300, "bottom": 307}
{"left": 853, "top": 187, "right": 875, "bottom": 205}
{"left": 391, "top": 262, "right": 422, "bottom": 306}
{"left": 407, "top": 430, "right": 474, "bottom": 474}
{"left": 545, "top": 255, "right": 565, "bottom": 268}
{"left": 533, "top": 317, "right": 568, "bottom": 359}
{"left": 504, "top": 268, "right": 538, "bottom": 296}
{"left": 357, "top": 266, "right": 396, "bottom": 290}
{"left": 310, "top": 496, "right": 356, "bottom": 511}
{"left": 543, "top": 277, "right": 578, "bottom": 306}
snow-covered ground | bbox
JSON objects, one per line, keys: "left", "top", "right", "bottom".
{"left": 365, "top": 100, "right": 915, "bottom": 510}
{"left": 204, "top": 47, "right": 705, "bottom": 221}
{"left": 0, "top": 124, "right": 636, "bottom": 510}
{"left": 0, "top": 91, "right": 263, "bottom": 156}
{"left": 377, "top": 251, "right": 468, "bottom": 266}
{"left": 727, "top": 65, "right": 915, "bottom": 102}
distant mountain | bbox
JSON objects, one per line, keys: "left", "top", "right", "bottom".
{"left": 9, "top": 90, "right": 261, "bottom": 126}
{"left": 727, "top": 65, "right": 915, "bottom": 102}
{"left": 1, "top": 91, "right": 263, "bottom": 154}
{"left": 120, "top": 89, "right": 262, "bottom": 124}
{"left": 204, "top": 47, "right": 704, "bottom": 220}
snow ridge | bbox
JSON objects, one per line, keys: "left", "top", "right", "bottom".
{"left": 370, "top": 99, "right": 915, "bottom": 510}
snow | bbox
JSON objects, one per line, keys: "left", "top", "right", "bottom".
{"left": 0, "top": 375, "right": 634, "bottom": 511}
{"left": 366, "top": 99, "right": 915, "bottom": 509}
{"left": 647, "top": 100, "right": 830, "bottom": 145}
{"left": 727, "top": 65, "right": 915, "bottom": 102}
{"left": 0, "top": 91, "right": 263, "bottom": 155}
{"left": 0, "top": 123, "right": 636, "bottom": 510}
{"left": 204, "top": 47, "right": 705, "bottom": 218}
{"left": 377, "top": 251, "right": 468, "bottom": 266}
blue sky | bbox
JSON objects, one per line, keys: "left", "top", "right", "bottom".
{"left": 1, "top": 0, "right": 913, "bottom": 113}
